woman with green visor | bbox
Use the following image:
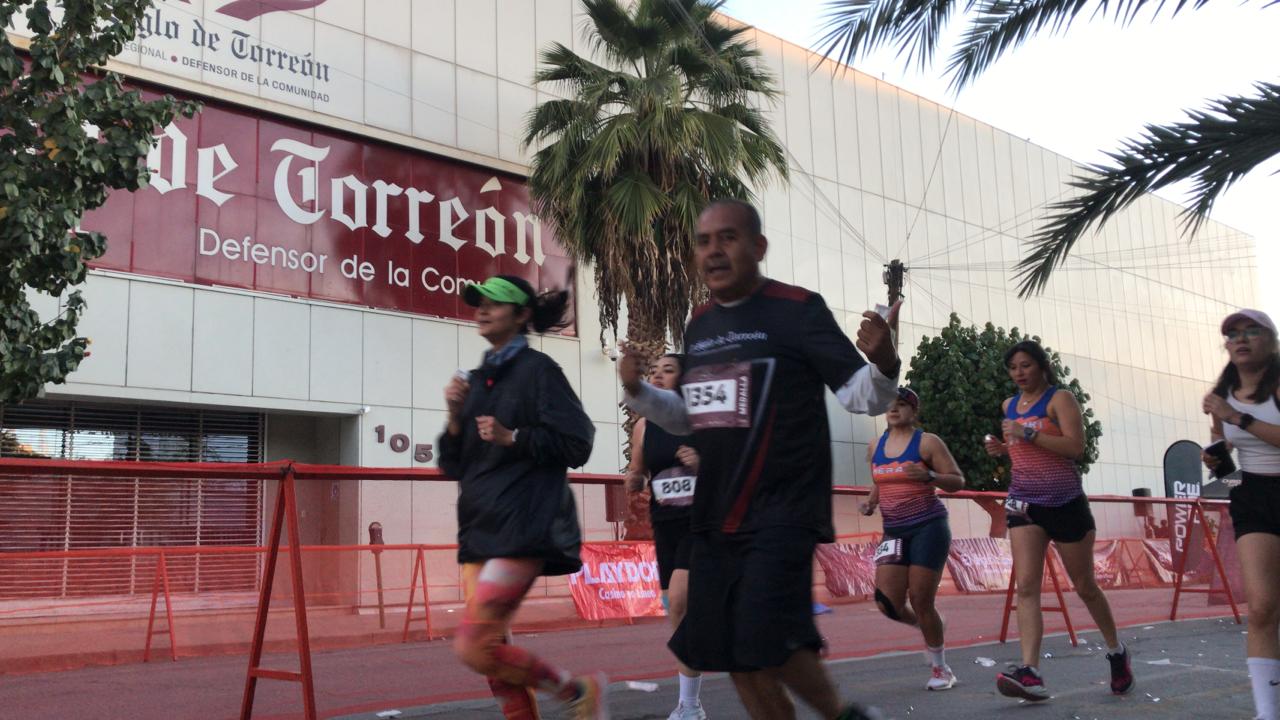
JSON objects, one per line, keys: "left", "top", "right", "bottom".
{"left": 439, "top": 275, "right": 605, "bottom": 719}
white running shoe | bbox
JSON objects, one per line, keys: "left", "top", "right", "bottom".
{"left": 667, "top": 701, "right": 707, "bottom": 720}
{"left": 926, "top": 665, "right": 957, "bottom": 691}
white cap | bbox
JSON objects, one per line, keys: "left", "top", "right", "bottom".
{"left": 1221, "top": 309, "right": 1277, "bottom": 336}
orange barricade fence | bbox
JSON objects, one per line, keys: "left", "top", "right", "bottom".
{"left": 0, "top": 459, "right": 1245, "bottom": 719}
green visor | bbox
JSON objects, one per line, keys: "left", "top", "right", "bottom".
{"left": 463, "top": 277, "right": 530, "bottom": 307}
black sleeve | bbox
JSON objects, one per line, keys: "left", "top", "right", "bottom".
{"left": 437, "top": 426, "right": 465, "bottom": 479}
{"left": 512, "top": 359, "right": 596, "bottom": 468}
{"left": 801, "top": 292, "right": 867, "bottom": 393}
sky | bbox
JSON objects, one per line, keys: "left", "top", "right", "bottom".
{"left": 719, "top": 0, "right": 1280, "bottom": 317}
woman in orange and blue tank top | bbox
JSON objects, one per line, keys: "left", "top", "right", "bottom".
{"left": 983, "top": 340, "right": 1133, "bottom": 703}
{"left": 862, "top": 387, "right": 964, "bottom": 692}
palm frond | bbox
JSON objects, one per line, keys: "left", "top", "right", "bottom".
{"left": 534, "top": 43, "right": 616, "bottom": 91}
{"left": 522, "top": 99, "right": 596, "bottom": 146}
{"left": 583, "top": 0, "right": 660, "bottom": 66}
{"left": 948, "top": 0, "right": 1211, "bottom": 90}
{"left": 815, "top": 0, "right": 961, "bottom": 72}
{"left": 1015, "top": 82, "right": 1280, "bottom": 296}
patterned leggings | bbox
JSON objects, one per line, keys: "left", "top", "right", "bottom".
{"left": 455, "top": 559, "right": 576, "bottom": 718}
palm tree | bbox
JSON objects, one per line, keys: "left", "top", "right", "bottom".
{"left": 524, "top": 0, "right": 788, "bottom": 360}
{"left": 816, "top": 0, "right": 1280, "bottom": 296}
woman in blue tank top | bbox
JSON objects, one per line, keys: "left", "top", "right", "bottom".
{"left": 861, "top": 387, "right": 964, "bottom": 691}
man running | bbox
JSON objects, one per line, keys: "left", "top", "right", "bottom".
{"left": 620, "top": 199, "right": 900, "bottom": 720}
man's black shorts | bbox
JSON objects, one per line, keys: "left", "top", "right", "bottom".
{"left": 1006, "top": 494, "right": 1096, "bottom": 544}
{"left": 1231, "top": 473, "right": 1280, "bottom": 540}
{"left": 652, "top": 518, "right": 693, "bottom": 590}
{"left": 669, "top": 526, "right": 821, "bottom": 672}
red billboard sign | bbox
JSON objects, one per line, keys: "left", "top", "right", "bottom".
{"left": 568, "top": 543, "right": 664, "bottom": 621}
{"left": 81, "top": 86, "right": 575, "bottom": 332}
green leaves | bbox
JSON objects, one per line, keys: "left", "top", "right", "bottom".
{"left": 906, "top": 314, "right": 1103, "bottom": 490}
{"left": 1015, "top": 81, "right": 1280, "bottom": 297}
{"left": 0, "top": 0, "right": 200, "bottom": 404}
{"left": 525, "top": 0, "right": 787, "bottom": 347}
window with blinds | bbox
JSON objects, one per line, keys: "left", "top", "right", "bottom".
{"left": 0, "top": 402, "right": 263, "bottom": 463}
{"left": 0, "top": 402, "right": 266, "bottom": 599}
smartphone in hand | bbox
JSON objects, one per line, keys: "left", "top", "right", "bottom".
{"left": 1204, "top": 439, "right": 1237, "bottom": 478}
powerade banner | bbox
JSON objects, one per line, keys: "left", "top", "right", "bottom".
{"left": 1164, "top": 440, "right": 1206, "bottom": 576}
{"left": 79, "top": 83, "right": 576, "bottom": 332}
{"left": 946, "top": 538, "right": 1013, "bottom": 593}
{"left": 1091, "top": 540, "right": 1126, "bottom": 588}
{"left": 568, "top": 544, "right": 664, "bottom": 621}
{"left": 814, "top": 542, "right": 877, "bottom": 598}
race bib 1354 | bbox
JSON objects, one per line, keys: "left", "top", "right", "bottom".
{"left": 681, "top": 362, "right": 752, "bottom": 430}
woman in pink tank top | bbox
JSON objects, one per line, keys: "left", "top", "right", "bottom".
{"left": 983, "top": 341, "right": 1132, "bottom": 702}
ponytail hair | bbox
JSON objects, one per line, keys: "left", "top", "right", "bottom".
{"left": 487, "top": 274, "right": 572, "bottom": 335}
{"left": 527, "top": 289, "right": 572, "bottom": 334}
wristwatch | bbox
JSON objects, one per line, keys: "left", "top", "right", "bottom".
{"left": 1239, "top": 414, "right": 1256, "bottom": 431}
{"left": 926, "top": 469, "right": 938, "bottom": 483}
{"left": 511, "top": 428, "right": 520, "bottom": 444}
{"left": 1022, "top": 426, "right": 1039, "bottom": 443}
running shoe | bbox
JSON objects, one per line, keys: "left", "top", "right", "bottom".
{"left": 926, "top": 665, "right": 957, "bottom": 691}
{"left": 667, "top": 701, "right": 707, "bottom": 720}
{"left": 1107, "top": 647, "right": 1134, "bottom": 695}
{"left": 996, "top": 665, "right": 1050, "bottom": 701}
{"left": 568, "top": 672, "right": 609, "bottom": 720}
{"left": 835, "top": 703, "right": 884, "bottom": 720}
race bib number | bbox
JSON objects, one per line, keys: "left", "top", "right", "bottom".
{"left": 874, "top": 539, "right": 903, "bottom": 566}
{"left": 651, "top": 467, "right": 696, "bottom": 507}
{"left": 681, "top": 363, "right": 752, "bottom": 430}
{"left": 1003, "top": 497, "right": 1029, "bottom": 518}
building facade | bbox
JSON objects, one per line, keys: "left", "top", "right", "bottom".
{"left": 3, "top": 0, "right": 1259, "bottom": 559}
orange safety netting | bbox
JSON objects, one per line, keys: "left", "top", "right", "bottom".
{"left": 0, "top": 458, "right": 1243, "bottom": 720}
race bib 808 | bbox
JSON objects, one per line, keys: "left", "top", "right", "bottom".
{"left": 681, "top": 362, "right": 752, "bottom": 430}
{"left": 651, "top": 467, "right": 696, "bottom": 506}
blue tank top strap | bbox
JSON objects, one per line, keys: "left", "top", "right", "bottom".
{"left": 1005, "top": 392, "right": 1021, "bottom": 420}
{"left": 904, "top": 428, "right": 924, "bottom": 460}
{"left": 1008, "top": 387, "right": 1058, "bottom": 419}
{"left": 872, "top": 431, "right": 890, "bottom": 465}
{"left": 874, "top": 429, "right": 923, "bottom": 465}
{"left": 1038, "top": 386, "right": 1059, "bottom": 413}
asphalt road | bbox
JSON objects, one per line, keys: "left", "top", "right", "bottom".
{"left": 334, "top": 617, "right": 1254, "bottom": 720}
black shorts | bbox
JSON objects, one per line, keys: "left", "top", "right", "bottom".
{"left": 1230, "top": 473, "right": 1280, "bottom": 539}
{"left": 669, "top": 526, "right": 822, "bottom": 672}
{"left": 652, "top": 518, "right": 693, "bottom": 590}
{"left": 1006, "top": 494, "right": 1096, "bottom": 544}
{"left": 880, "top": 516, "right": 951, "bottom": 572}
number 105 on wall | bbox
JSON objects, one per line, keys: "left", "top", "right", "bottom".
{"left": 373, "top": 425, "right": 434, "bottom": 463}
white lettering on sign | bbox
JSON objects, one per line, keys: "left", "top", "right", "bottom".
{"left": 198, "top": 227, "right": 329, "bottom": 272}
{"left": 146, "top": 122, "right": 548, "bottom": 266}
{"left": 569, "top": 561, "right": 660, "bottom": 585}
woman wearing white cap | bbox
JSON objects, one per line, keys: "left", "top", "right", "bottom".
{"left": 1202, "top": 309, "right": 1280, "bottom": 720}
